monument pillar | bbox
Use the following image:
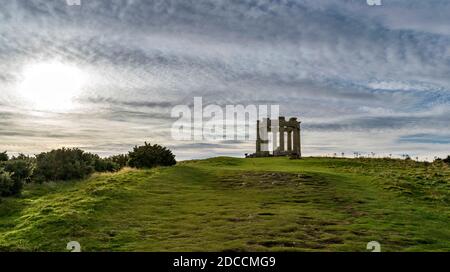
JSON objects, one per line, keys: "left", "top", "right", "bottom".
{"left": 279, "top": 117, "right": 285, "bottom": 152}
{"left": 287, "top": 130, "right": 292, "bottom": 152}
{"left": 272, "top": 119, "right": 278, "bottom": 153}
{"left": 293, "top": 127, "right": 300, "bottom": 155}
{"left": 249, "top": 116, "right": 301, "bottom": 158}
{"left": 279, "top": 129, "right": 285, "bottom": 152}
{"left": 298, "top": 124, "right": 302, "bottom": 157}
{"left": 256, "top": 120, "right": 261, "bottom": 153}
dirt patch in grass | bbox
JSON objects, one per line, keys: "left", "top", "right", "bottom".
{"left": 218, "top": 171, "right": 327, "bottom": 189}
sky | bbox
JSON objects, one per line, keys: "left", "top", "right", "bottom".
{"left": 0, "top": 0, "right": 450, "bottom": 160}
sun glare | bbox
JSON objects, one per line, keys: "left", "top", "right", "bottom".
{"left": 19, "top": 62, "right": 86, "bottom": 111}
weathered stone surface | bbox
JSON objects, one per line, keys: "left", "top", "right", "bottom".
{"left": 248, "top": 116, "right": 302, "bottom": 158}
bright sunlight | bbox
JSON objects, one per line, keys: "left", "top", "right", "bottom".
{"left": 18, "top": 62, "right": 86, "bottom": 111}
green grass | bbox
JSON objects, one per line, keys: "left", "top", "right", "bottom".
{"left": 0, "top": 157, "right": 449, "bottom": 252}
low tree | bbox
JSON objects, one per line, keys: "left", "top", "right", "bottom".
{"left": 443, "top": 156, "right": 450, "bottom": 164}
{"left": 0, "top": 168, "right": 18, "bottom": 197}
{"left": 2, "top": 157, "right": 34, "bottom": 184}
{"left": 109, "top": 154, "right": 129, "bottom": 168}
{"left": 0, "top": 151, "right": 8, "bottom": 162}
{"left": 93, "top": 156, "right": 121, "bottom": 172}
{"left": 128, "top": 142, "right": 176, "bottom": 169}
{"left": 33, "top": 148, "right": 96, "bottom": 182}
{"left": 0, "top": 154, "right": 33, "bottom": 196}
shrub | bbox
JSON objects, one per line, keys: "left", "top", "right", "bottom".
{"left": 0, "top": 169, "right": 19, "bottom": 197}
{"left": 2, "top": 158, "right": 34, "bottom": 184}
{"left": 0, "top": 151, "right": 8, "bottom": 162}
{"left": 33, "top": 148, "right": 96, "bottom": 182}
{"left": 443, "top": 156, "right": 450, "bottom": 164}
{"left": 12, "top": 153, "right": 32, "bottom": 161}
{"left": 0, "top": 154, "right": 33, "bottom": 196}
{"left": 109, "top": 154, "right": 129, "bottom": 168}
{"left": 94, "top": 157, "right": 120, "bottom": 172}
{"left": 128, "top": 142, "right": 176, "bottom": 169}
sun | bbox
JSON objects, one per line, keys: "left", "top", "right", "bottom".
{"left": 19, "top": 62, "right": 86, "bottom": 111}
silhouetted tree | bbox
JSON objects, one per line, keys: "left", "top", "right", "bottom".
{"left": 443, "top": 156, "right": 450, "bottom": 164}
{"left": 128, "top": 142, "right": 176, "bottom": 169}
{"left": 33, "top": 148, "right": 96, "bottom": 182}
{"left": 109, "top": 154, "right": 129, "bottom": 168}
{"left": 0, "top": 151, "right": 8, "bottom": 162}
{"left": 0, "top": 169, "right": 15, "bottom": 197}
{"left": 3, "top": 157, "right": 34, "bottom": 185}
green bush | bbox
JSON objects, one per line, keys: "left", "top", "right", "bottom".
{"left": 128, "top": 142, "right": 176, "bottom": 169}
{"left": 0, "top": 151, "right": 8, "bottom": 162}
{"left": 33, "top": 148, "right": 96, "bottom": 182}
{"left": 0, "top": 154, "right": 34, "bottom": 196}
{"left": 2, "top": 158, "right": 34, "bottom": 184}
{"left": 94, "top": 157, "right": 120, "bottom": 172}
{"left": 109, "top": 154, "right": 129, "bottom": 168}
{"left": 0, "top": 169, "right": 19, "bottom": 197}
{"left": 443, "top": 156, "right": 450, "bottom": 164}
{"left": 1, "top": 144, "right": 174, "bottom": 184}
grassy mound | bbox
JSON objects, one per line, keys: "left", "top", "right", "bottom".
{"left": 0, "top": 157, "right": 449, "bottom": 251}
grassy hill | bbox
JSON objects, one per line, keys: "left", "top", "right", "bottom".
{"left": 0, "top": 157, "right": 449, "bottom": 252}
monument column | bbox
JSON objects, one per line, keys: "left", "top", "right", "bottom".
{"left": 279, "top": 128, "right": 285, "bottom": 152}
{"left": 272, "top": 119, "right": 278, "bottom": 153}
{"left": 293, "top": 126, "right": 300, "bottom": 155}
{"left": 298, "top": 125, "right": 302, "bottom": 157}
{"left": 279, "top": 117, "right": 285, "bottom": 152}
{"left": 256, "top": 120, "right": 261, "bottom": 153}
{"left": 287, "top": 130, "right": 292, "bottom": 152}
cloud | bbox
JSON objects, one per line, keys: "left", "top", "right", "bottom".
{"left": 399, "top": 133, "right": 450, "bottom": 145}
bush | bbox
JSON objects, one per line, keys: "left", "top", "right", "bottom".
{"left": 0, "top": 154, "right": 33, "bottom": 196}
{"left": 0, "top": 151, "right": 8, "bottom": 162}
{"left": 12, "top": 153, "right": 32, "bottom": 161}
{"left": 94, "top": 157, "right": 121, "bottom": 172}
{"left": 33, "top": 148, "right": 96, "bottom": 182}
{"left": 128, "top": 142, "right": 176, "bottom": 169}
{"left": 0, "top": 169, "right": 19, "bottom": 197}
{"left": 2, "top": 158, "right": 34, "bottom": 184}
{"left": 443, "top": 156, "right": 450, "bottom": 164}
{"left": 109, "top": 154, "right": 129, "bottom": 168}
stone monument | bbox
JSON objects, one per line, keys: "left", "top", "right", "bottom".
{"left": 247, "top": 116, "right": 302, "bottom": 158}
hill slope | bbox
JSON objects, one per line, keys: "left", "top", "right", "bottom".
{"left": 0, "top": 157, "right": 449, "bottom": 252}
